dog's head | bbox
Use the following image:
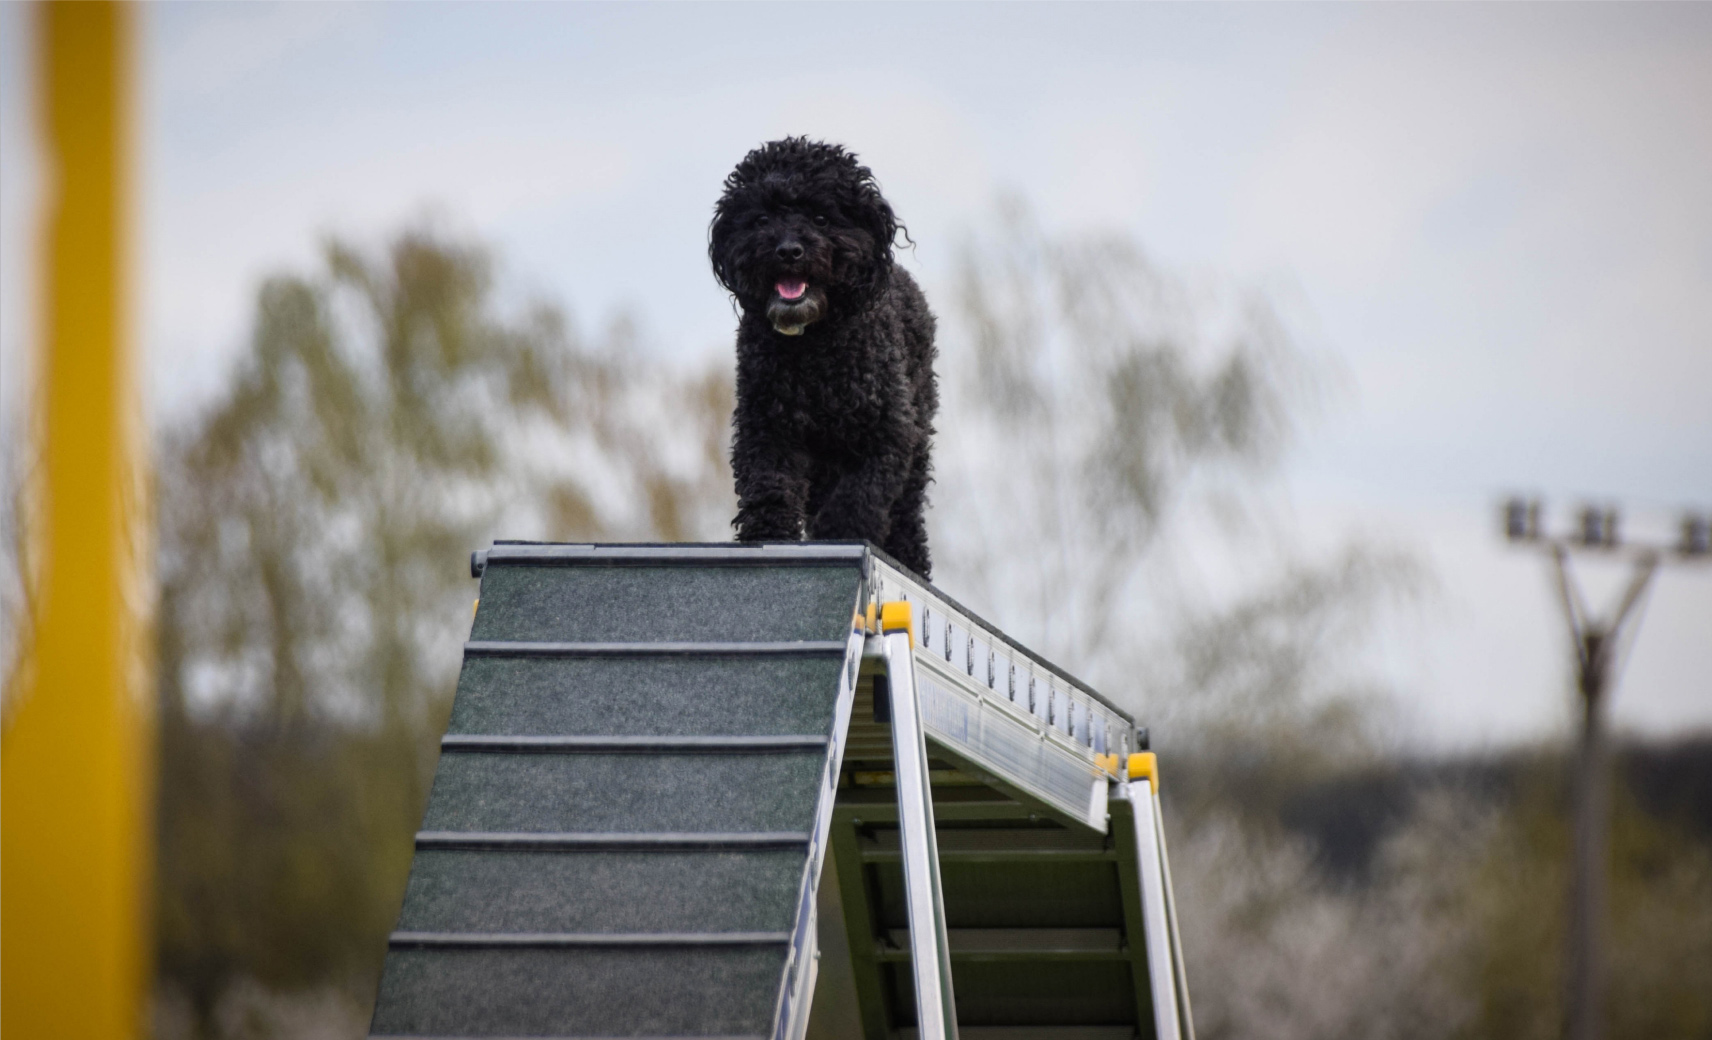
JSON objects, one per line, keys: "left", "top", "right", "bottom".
{"left": 709, "top": 137, "right": 901, "bottom": 336}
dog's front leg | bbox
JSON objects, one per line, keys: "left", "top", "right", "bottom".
{"left": 807, "top": 443, "right": 912, "bottom": 549}
{"left": 732, "top": 429, "right": 811, "bottom": 542}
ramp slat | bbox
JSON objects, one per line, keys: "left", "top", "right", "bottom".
{"left": 439, "top": 735, "right": 829, "bottom": 753}
{"left": 390, "top": 932, "right": 792, "bottom": 948}
{"left": 463, "top": 641, "right": 848, "bottom": 657}
{"left": 372, "top": 947, "right": 789, "bottom": 1037}
{"left": 413, "top": 832, "right": 809, "bottom": 851}
{"left": 420, "top": 752, "right": 825, "bottom": 835}
{"left": 397, "top": 850, "right": 807, "bottom": 934}
{"left": 449, "top": 655, "right": 844, "bottom": 738}
{"left": 472, "top": 564, "right": 860, "bottom": 643}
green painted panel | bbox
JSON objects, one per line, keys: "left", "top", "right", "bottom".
{"left": 892, "top": 961, "right": 1136, "bottom": 1028}
{"left": 875, "top": 859, "right": 1127, "bottom": 930}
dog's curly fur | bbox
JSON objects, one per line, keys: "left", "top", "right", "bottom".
{"left": 710, "top": 137, "right": 938, "bottom": 576}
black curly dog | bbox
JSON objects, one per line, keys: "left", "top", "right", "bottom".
{"left": 710, "top": 138, "right": 938, "bottom": 577}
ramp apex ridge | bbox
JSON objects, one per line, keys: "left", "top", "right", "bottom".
{"left": 481, "top": 542, "right": 870, "bottom": 567}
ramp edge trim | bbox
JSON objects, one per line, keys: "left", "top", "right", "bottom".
{"left": 769, "top": 604, "right": 870, "bottom": 1040}
{"left": 484, "top": 543, "right": 868, "bottom": 566}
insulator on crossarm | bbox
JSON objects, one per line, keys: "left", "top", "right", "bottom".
{"left": 1504, "top": 497, "right": 1541, "bottom": 541}
{"left": 1681, "top": 513, "right": 1711, "bottom": 556}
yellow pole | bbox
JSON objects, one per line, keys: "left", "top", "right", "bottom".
{"left": 2, "top": 4, "right": 151, "bottom": 1039}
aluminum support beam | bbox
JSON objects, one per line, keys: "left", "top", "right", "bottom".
{"left": 882, "top": 620, "right": 960, "bottom": 1040}
{"left": 1128, "top": 781, "right": 1182, "bottom": 1040}
{"left": 1154, "top": 787, "right": 1197, "bottom": 1040}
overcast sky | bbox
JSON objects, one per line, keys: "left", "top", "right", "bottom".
{"left": 2, "top": 2, "right": 1707, "bottom": 748}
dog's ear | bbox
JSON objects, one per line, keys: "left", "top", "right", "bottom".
{"left": 851, "top": 172, "right": 900, "bottom": 297}
{"left": 708, "top": 190, "right": 742, "bottom": 297}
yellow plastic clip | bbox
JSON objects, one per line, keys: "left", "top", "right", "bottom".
{"left": 865, "top": 602, "right": 878, "bottom": 634}
{"left": 879, "top": 601, "right": 914, "bottom": 647}
{"left": 1127, "top": 751, "right": 1159, "bottom": 791}
{"left": 1094, "top": 753, "right": 1121, "bottom": 776}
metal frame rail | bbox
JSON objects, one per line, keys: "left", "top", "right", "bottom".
{"left": 772, "top": 609, "right": 869, "bottom": 1040}
{"left": 1119, "top": 774, "right": 1191, "bottom": 1040}
{"left": 880, "top": 603, "right": 960, "bottom": 1040}
{"left": 862, "top": 563, "right": 1195, "bottom": 1040}
{"left": 867, "top": 562, "right": 1133, "bottom": 832}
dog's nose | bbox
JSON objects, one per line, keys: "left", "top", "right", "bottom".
{"left": 776, "top": 240, "right": 805, "bottom": 261}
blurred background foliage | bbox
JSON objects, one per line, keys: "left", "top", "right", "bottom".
{"left": 146, "top": 229, "right": 734, "bottom": 1037}
{"left": 2, "top": 216, "right": 1707, "bottom": 1039}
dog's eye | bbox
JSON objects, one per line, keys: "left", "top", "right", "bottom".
{"left": 813, "top": 214, "right": 828, "bottom": 227}
{"left": 757, "top": 215, "right": 770, "bottom": 226}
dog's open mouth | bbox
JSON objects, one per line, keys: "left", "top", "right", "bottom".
{"left": 767, "top": 279, "right": 824, "bottom": 336}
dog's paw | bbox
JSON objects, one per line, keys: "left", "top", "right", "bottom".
{"left": 808, "top": 503, "right": 890, "bottom": 546}
{"left": 734, "top": 507, "right": 805, "bottom": 542}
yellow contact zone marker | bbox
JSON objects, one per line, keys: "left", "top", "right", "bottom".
{"left": 1127, "top": 751, "right": 1159, "bottom": 791}
{"left": 879, "top": 600, "right": 913, "bottom": 646}
{"left": 472, "top": 598, "right": 480, "bottom": 619}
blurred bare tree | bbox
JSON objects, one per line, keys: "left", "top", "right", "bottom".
{"left": 151, "top": 228, "right": 732, "bottom": 1036}
{"left": 931, "top": 201, "right": 1409, "bottom": 737}
{"left": 933, "top": 202, "right": 1712, "bottom": 1040}
{"left": 1147, "top": 546, "right": 1423, "bottom": 784}
{"left": 933, "top": 200, "right": 1309, "bottom": 675}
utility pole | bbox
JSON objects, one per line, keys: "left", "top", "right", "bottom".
{"left": 1502, "top": 499, "right": 1709, "bottom": 1040}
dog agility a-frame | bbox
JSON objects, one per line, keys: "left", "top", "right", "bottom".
{"left": 368, "top": 542, "right": 1194, "bottom": 1040}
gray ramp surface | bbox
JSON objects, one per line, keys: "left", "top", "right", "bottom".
{"left": 370, "top": 543, "right": 865, "bottom": 1039}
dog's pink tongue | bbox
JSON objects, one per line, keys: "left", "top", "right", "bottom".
{"left": 776, "top": 279, "right": 807, "bottom": 300}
